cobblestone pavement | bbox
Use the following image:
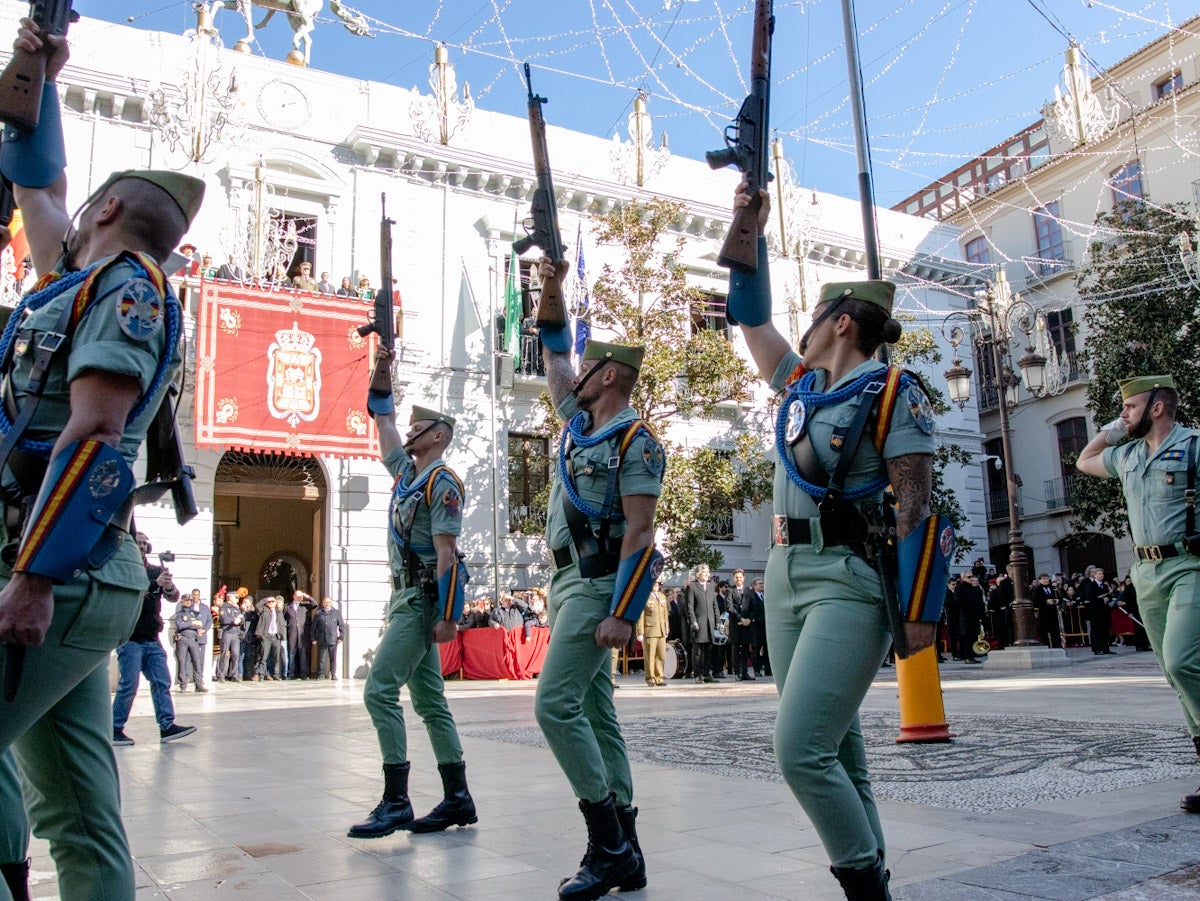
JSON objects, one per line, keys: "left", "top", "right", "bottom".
{"left": 17, "top": 646, "right": 1200, "bottom": 899}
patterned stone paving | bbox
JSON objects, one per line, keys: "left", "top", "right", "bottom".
{"left": 464, "top": 709, "right": 1197, "bottom": 813}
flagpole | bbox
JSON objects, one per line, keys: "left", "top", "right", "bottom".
{"left": 840, "top": 0, "right": 881, "bottom": 281}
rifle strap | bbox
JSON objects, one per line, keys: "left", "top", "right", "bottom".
{"left": 819, "top": 369, "right": 897, "bottom": 514}
{"left": 1187, "top": 434, "right": 1197, "bottom": 536}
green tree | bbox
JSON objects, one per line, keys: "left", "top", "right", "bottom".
{"left": 537, "top": 197, "right": 772, "bottom": 569}
{"left": 891, "top": 317, "right": 973, "bottom": 562}
{"left": 1071, "top": 201, "right": 1200, "bottom": 538}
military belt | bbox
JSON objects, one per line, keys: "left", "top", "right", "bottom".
{"left": 1134, "top": 542, "right": 1188, "bottom": 562}
{"left": 771, "top": 515, "right": 869, "bottom": 552}
{"left": 552, "top": 546, "right": 573, "bottom": 569}
{"left": 549, "top": 544, "right": 618, "bottom": 578}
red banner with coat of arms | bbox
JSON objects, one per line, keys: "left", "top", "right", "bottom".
{"left": 194, "top": 283, "right": 380, "bottom": 458}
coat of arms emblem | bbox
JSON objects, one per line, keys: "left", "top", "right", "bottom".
{"left": 266, "top": 321, "right": 322, "bottom": 427}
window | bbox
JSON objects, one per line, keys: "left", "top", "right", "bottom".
{"left": 984, "top": 437, "right": 1008, "bottom": 520}
{"left": 503, "top": 256, "right": 544, "bottom": 375}
{"left": 975, "top": 341, "right": 999, "bottom": 411}
{"left": 1032, "top": 201, "right": 1065, "bottom": 276}
{"left": 1110, "top": 160, "right": 1144, "bottom": 213}
{"left": 1044, "top": 307, "right": 1079, "bottom": 381}
{"left": 273, "top": 212, "right": 317, "bottom": 279}
{"left": 1056, "top": 417, "right": 1088, "bottom": 478}
{"left": 964, "top": 236, "right": 991, "bottom": 266}
{"left": 691, "top": 292, "right": 730, "bottom": 338}
{"left": 507, "top": 433, "right": 550, "bottom": 534}
{"left": 1155, "top": 71, "right": 1183, "bottom": 100}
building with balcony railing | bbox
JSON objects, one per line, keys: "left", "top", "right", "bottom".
{"left": 894, "top": 14, "right": 1200, "bottom": 580}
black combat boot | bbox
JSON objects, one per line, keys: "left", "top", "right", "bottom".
{"left": 830, "top": 852, "right": 892, "bottom": 901}
{"left": 1182, "top": 737, "right": 1200, "bottom": 813}
{"left": 408, "top": 761, "right": 478, "bottom": 833}
{"left": 615, "top": 804, "right": 647, "bottom": 892}
{"left": 558, "top": 794, "right": 639, "bottom": 901}
{"left": 347, "top": 762, "right": 413, "bottom": 838}
{"left": 0, "top": 857, "right": 30, "bottom": 901}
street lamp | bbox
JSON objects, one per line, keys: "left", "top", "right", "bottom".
{"left": 941, "top": 271, "right": 1050, "bottom": 650}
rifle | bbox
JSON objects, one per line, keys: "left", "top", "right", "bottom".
{"left": 358, "top": 194, "right": 396, "bottom": 413}
{"left": 869, "top": 490, "right": 910, "bottom": 660}
{"left": 0, "top": 0, "right": 79, "bottom": 132}
{"left": 512, "top": 63, "right": 567, "bottom": 333}
{"left": 706, "top": 0, "right": 774, "bottom": 274}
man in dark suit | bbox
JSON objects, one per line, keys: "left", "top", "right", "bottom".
{"left": 749, "top": 577, "right": 768, "bottom": 676}
{"left": 954, "top": 573, "right": 986, "bottom": 664}
{"left": 1081, "top": 565, "right": 1115, "bottom": 655}
{"left": 256, "top": 597, "right": 286, "bottom": 681}
{"left": 310, "top": 597, "right": 345, "bottom": 679}
{"left": 284, "top": 590, "right": 314, "bottom": 679}
{"left": 728, "top": 569, "right": 756, "bottom": 681}
{"left": 685, "top": 565, "right": 719, "bottom": 683}
{"left": 1030, "top": 573, "right": 1061, "bottom": 650}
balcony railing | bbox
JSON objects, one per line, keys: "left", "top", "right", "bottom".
{"left": 987, "top": 488, "right": 1020, "bottom": 521}
{"left": 704, "top": 512, "right": 735, "bottom": 541}
{"left": 1021, "top": 249, "right": 1075, "bottom": 287}
{"left": 1044, "top": 475, "right": 1076, "bottom": 510}
{"left": 508, "top": 503, "right": 548, "bottom": 535}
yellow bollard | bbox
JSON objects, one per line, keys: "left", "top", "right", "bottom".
{"left": 895, "top": 643, "right": 953, "bottom": 743}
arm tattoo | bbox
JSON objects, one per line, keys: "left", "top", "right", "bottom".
{"left": 544, "top": 349, "right": 576, "bottom": 407}
{"left": 887, "top": 453, "right": 933, "bottom": 540}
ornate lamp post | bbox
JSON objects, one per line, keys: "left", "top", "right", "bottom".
{"left": 942, "top": 272, "right": 1051, "bottom": 651}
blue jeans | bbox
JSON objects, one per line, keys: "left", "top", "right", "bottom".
{"left": 112, "top": 640, "right": 176, "bottom": 732}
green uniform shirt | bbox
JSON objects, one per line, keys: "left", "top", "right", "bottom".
{"left": 545, "top": 394, "right": 665, "bottom": 553}
{"left": 384, "top": 447, "right": 463, "bottom": 576}
{"left": 1102, "top": 423, "right": 1200, "bottom": 547}
{"left": 769, "top": 354, "right": 935, "bottom": 519}
{"left": 3, "top": 254, "right": 181, "bottom": 591}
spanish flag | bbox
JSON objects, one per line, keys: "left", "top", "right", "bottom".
{"left": 6, "top": 208, "right": 30, "bottom": 282}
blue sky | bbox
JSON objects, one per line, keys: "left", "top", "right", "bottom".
{"left": 81, "top": 1, "right": 1193, "bottom": 205}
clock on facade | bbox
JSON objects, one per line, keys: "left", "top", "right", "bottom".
{"left": 257, "top": 79, "right": 310, "bottom": 130}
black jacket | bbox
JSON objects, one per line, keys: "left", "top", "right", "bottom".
{"left": 311, "top": 607, "right": 345, "bottom": 645}
{"left": 129, "top": 563, "right": 175, "bottom": 643}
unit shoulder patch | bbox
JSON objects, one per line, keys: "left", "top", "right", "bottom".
{"left": 906, "top": 383, "right": 936, "bottom": 435}
{"left": 115, "top": 277, "right": 165, "bottom": 341}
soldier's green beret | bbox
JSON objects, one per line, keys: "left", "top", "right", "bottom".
{"left": 92, "top": 169, "right": 206, "bottom": 226}
{"left": 1118, "top": 374, "right": 1176, "bottom": 399}
{"left": 583, "top": 339, "right": 645, "bottom": 375}
{"left": 410, "top": 405, "right": 455, "bottom": 429}
{"left": 819, "top": 280, "right": 896, "bottom": 315}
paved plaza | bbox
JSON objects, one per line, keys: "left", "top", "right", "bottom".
{"left": 19, "top": 646, "right": 1200, "bottom": 900}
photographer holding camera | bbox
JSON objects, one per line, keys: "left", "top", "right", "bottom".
{"left": 111, "top": 534, "right": 197, "bottom": 746}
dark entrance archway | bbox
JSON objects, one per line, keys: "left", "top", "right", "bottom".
{"left": 212, "top": 451, "right": 327, "bottom": 600}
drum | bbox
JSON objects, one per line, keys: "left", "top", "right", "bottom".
{"left": 665, "top": 640, "right": 688, "bottom": 680}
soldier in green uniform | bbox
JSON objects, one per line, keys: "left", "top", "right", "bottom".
{"left": 727, "top": 186, "right": 945, "bottom": 900}
{"left": 0, "top": 19, "right": 204, "bottom": 901}
{"left": 1077, "top": 374, "right": 1200, "bottom": 812}
{"left": 348, "top": 349, "right": 476, "bottom": 839}
{"left": 533, "top": 258, "right": 666, "bottom": 901}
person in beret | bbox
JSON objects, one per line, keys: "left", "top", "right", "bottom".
{"left": 532, "top": 258, "right": 667, "bottom": 900}
{"left": 1077, "top": 373, "right": 1200, "bottom": 813}
{"left": 0, "top": 17, "right": 206, "bottom": 900}
{"left": 348, "top": 358, "right": 476, "bottom": 840}
{"left": 727, "top": 183, "right": 939, "bottom": 899}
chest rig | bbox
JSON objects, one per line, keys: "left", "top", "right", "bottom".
{"left": 389, "top": 464, "right": 461, "bottom": 579}
{"left": 556, "top": 414, "right": 653, "bottom": 579}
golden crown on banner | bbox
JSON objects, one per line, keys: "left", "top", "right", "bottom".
{"left": 275, "top": 322, "right": 316, "bottom": 354}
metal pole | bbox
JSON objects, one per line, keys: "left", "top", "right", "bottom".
{"left": 840, "top": 0, "right": 881, "bottom": 280}
{"left": 987, "top": 294, "right": 1039, "bottom": 647}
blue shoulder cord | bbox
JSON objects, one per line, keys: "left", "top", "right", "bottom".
{"left": 774, "top": 368, "right": 892, "bottom": 500}
{"left": 0, "top": 258, "right": 181, "bottom": 457}
{"left": 557, "top": 412, "right": 642, "bottom": 520}
{"left": 388, "top": 464, "right": 448, "bottom": 554}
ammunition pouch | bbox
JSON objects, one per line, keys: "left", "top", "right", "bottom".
{"left": 13, "top": 439, "right": 135, "bottom": 583}
{"left": 609, "top": 545, "right": 664, "bottom": 622}
{"left": 579, "top": 552, "right": 620, "bottom": 580}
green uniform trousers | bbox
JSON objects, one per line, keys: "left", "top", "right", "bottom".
{"left": 1131, "top": 556, "right": 1200, "bottom": 737}
{"left": 363, "top": 587, "right": 463, "bottom": 766}
{"left": 534, "top": 562, "right": 633, "bottom": 806}
{"left": 0, "top": 577, "right": 141, "bottom": 901}
{"left": 0, "top": 750, "right": 26, "bottom": 865}
{"left": 765, "top": 543, "right": 891, "bottom": 870}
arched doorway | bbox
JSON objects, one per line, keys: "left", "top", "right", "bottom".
{"left": 212, "top": 451, "right": 327, "bottom": 599}
{"left": 1056, "top": 533, "right": 1118, "bottom": 581}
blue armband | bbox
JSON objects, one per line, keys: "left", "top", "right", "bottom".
{"left": 14, "top": 440, "right": 135, "bottom": 583}
{"left": 0, "top": 83, "right": 66, "bottom": 189}
{"left": 540, "top": 323, "right": 572, "bottom": 354}
{"left": 726, "top": 236, "right": 771, "bottom": 327}
{"left": 437, "top": 556, "right": 469, "bottom": 622}
{"left": 897, "top": 515, "right": 955, "bottom": 624}
{"left": 609, "top": 546, "right": 664, "bottom": 623}
{"left": 367, "top": 389, "right": 394, "bottom": 417}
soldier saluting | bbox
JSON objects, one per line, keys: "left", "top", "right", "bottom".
{"left": 0, "top": 16, "right": 204, "bottom": 901}
{"left": 533, "top": 257, "right": 666, "bottom": 901}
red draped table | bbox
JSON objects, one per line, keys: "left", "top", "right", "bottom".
{"left": 439, "top": 626, "right": 549, "bottom": 679}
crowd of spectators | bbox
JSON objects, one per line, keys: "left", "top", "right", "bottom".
{"left": 459, "top": 589, "right": 549, "bottom": 638}
{"left": 944, "top": 560, "right": 1150, "bottom": 660}
{"left": 171, "top": 243, "right": 384, "bottom": 302}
